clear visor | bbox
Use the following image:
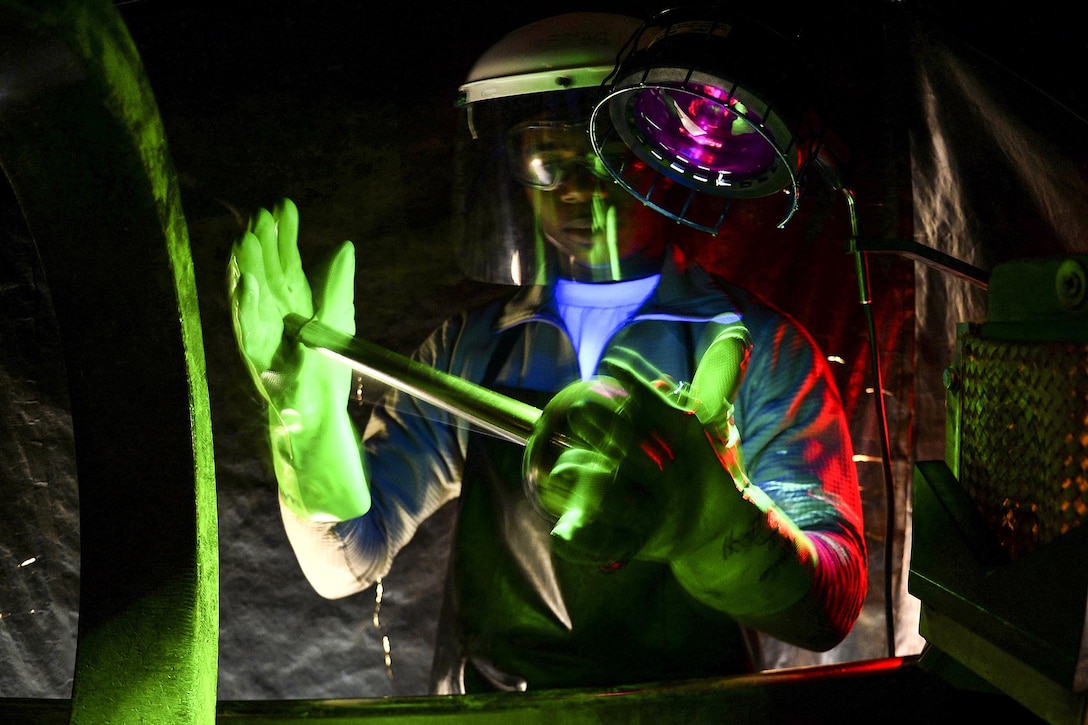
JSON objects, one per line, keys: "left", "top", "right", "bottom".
{"left": 452, "top": 89, "right": 610, "bottom": 286}
{"left": 452, "top": 90, "right": 671, "bottom": 285}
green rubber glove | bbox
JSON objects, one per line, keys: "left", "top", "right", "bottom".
{"left": 228, "top": 199, "right": 370, "bottom": 521}
{"left": 523, "top": 330, "right": 751, "bottom": 565}
{"left": 526, "top": 327, "right": 818, "bottom": 615}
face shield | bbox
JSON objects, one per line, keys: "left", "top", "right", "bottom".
{"left": 453, "top": 88, "right": 666, "bottom": 285}
{"left": 452, "top": 89, "right": 589, "bottom": 286}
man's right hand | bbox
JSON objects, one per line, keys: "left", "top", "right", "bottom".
{"left": 228, "top": 199, "right": 370, "bottom": 521}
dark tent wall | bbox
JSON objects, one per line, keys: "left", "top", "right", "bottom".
{"left": 1, "top": 0, "right": 1084, "bottom": 703}
{"left": 905, "top": 5, "right": 1088, "bottom": 464}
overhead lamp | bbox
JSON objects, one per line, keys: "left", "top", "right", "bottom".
{"left": 590, "top": 7, "right": 823, "bottom": 232}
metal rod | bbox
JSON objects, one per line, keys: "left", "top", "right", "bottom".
{"left": 850, "top": 237, "right": 989, "bottom": 289}
{"left": 283, "top": 313, "right": 542, "bottom": 446}
{"left": 842, "top": 190, "right": 898, "bottom": 658}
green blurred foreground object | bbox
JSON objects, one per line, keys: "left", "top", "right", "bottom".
{"left": 0, "top": 0, "right": 218, "bottom": 722}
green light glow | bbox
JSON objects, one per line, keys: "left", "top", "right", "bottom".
{"left": 731, "top": 100, "right": 756, "bottom": 137}
{"left": 285, "top": 313, "right": 542, "bottom": 447}
{"left": 590, "top": 185, "right": 621, "bottom": 281}
{"left": 1, "top": 0, "right": 220, "bottom": 721}
{"left": 532, "top": 217, "right": 550, "bottom": 286}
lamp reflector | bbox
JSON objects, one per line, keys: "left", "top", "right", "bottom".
{"left": 589, "top": 10, "right": 820, "bottom": 232}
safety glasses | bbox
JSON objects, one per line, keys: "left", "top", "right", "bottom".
{"left": 507, "top": 122, "right": 628, "bottom": 191}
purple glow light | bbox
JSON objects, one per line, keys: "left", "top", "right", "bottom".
{"left": 631, "top": 86, "right": 778, "bottom": 178}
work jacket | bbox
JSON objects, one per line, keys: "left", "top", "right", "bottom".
{"left": 281, "top": 256, "right": 867, "bottom": 693}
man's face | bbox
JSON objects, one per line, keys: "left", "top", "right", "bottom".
{"left": 509, "top": 122, "right": 664, "bottom": 281}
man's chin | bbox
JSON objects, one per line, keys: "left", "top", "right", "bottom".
{"left": 559, "top": 228, "right": 622, "bottom": 249}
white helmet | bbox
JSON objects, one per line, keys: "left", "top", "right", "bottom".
{"left": 459, "top": 13, "right": 643, "bottom": 105}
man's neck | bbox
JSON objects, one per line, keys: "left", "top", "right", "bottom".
{"left": 556, "top": 253, "right": 665, "bottom": 283}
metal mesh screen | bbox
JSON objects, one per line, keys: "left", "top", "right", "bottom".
{"left": 959, "top": 335, "right": 1088, "bottom": 558}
